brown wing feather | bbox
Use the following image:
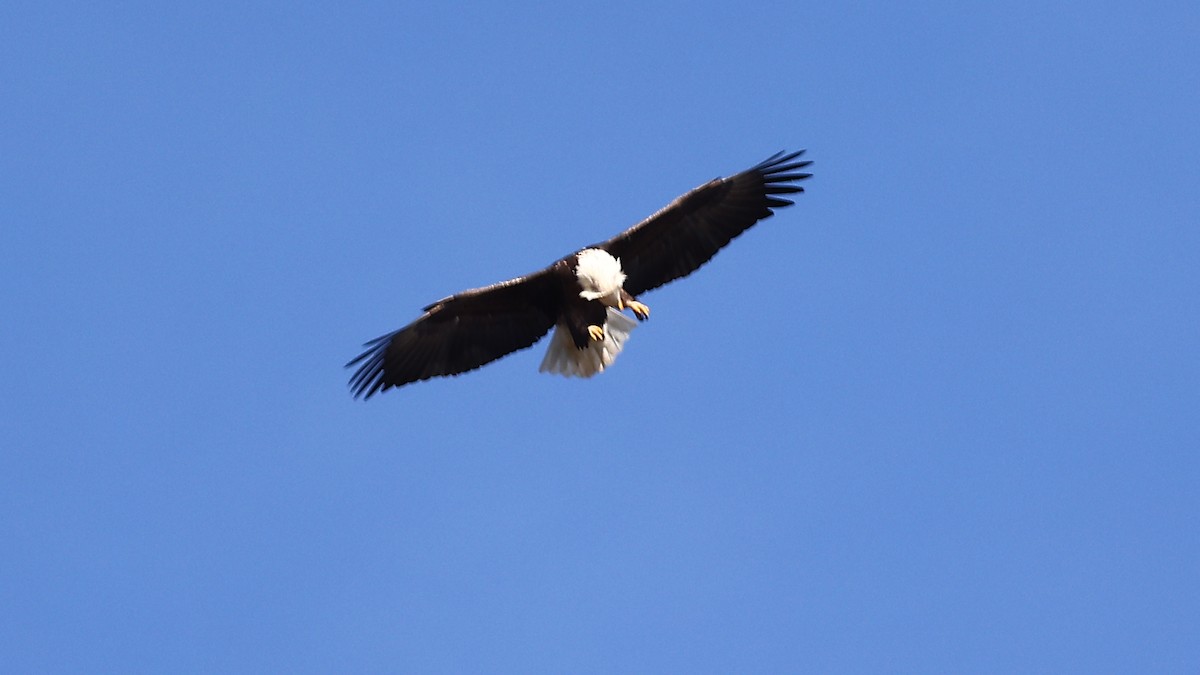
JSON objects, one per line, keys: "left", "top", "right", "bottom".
{"left": 595, "top": 150, "right": 812, "bottom": 296}
{"left": 346, "top": 269, "right": 559, "bottom": 398}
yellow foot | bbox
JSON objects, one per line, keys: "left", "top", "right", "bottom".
{"left": 627, "top": 300, "right": 650, "bottom": 320}
{"left": 587, "top": 324, "right": 605, "bottom": 341}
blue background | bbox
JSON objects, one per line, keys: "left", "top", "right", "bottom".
{"left": 3, "top": 2, "right": 1197, "bottom": 672}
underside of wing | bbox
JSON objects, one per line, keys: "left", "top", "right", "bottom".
{"left": 596, "top": 150, "right": 812, "bottom": 296}
{"left": 346, "top": 270, "right": 559, "bottom": 398}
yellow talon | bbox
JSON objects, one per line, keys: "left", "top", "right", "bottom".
{"left": 588, "top": 325, "right": 605, "bottom": 341}
{"left": 627, "top": 300, "right": 650, "bottom": 320}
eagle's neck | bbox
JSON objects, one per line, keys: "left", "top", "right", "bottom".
{"left": 574, "top": 248, "right": 626, "bottom": 305}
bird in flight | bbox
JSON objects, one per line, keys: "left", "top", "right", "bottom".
{"left": 347, "top": 149, "right": 812, "bottom": 399}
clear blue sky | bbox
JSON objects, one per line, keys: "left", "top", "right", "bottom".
{"left": 3, "top": 2, "right": 1197, "bottom": 672}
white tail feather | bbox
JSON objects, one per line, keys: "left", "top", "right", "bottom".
{"left": 539, "top": 308, "right": 637, "bottom": 378}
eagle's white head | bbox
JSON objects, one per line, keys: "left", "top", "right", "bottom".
{"left": 574, "top": 248, "right": 626, "bottom": 304}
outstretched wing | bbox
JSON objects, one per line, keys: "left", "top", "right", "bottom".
{"left": 595, "top": 150, "right": 812, "bottom": 296}
{"left": 346, "top": 270, "right": 559, "bottom": 398}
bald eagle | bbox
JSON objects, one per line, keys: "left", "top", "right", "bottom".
{"left": 347, "top": 149, "right": 812, "bottom": 399}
